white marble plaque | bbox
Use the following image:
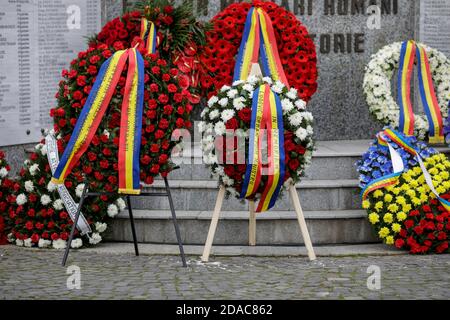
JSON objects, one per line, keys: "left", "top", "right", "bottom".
{"left": 0, "top": 0, "right": 101, "bottom": 146}
{"left": 419, "top": 0, "right": 450, "bottom": 56}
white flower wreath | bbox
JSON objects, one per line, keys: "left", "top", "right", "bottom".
{"left": 363, "top": 42, "right": 450, "bottom": 139}
{"left": 199, "top": 76, "right": 314, "bottom": 199}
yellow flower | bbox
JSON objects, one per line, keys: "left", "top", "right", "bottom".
{"left": 409, "top": 180, "right": 419, "bottom": 188}
{"left": 406, "top": 189, "right": 416, "bottom": 198}
{"left": 436, "top": 186, "right": 446, "bottom": 194}
{"left": 373, "top": 190, "right": 384, "bottom": 198}
{"left": 392, "top": 187, "right": 401, "bottom": 195}
{"left": 375, "top": 201, "right": 384, "bottom": 211}
{"left": 401, "top": 184, "right": 411, "bottom": 192}
{"left": 385, "top": 235, "right": 394, "bottom": 245}
{"left": 428, "top": 167, "right": 438, "bottom": 175}
{"left": 384, "top": 194, "right": 393, "bottom": 203}
{"left": 443, "top": 181, "right": 450, "bottom": 189}
{"left": 368, "top": 212, "right": 380, "bottom": 224}
{"left": 411, "top": 197, "right": 421, "bottom": 206}
{"left": 439, "top": 170, "right": 449, "bottom": 180}
{"left": 417, "top": 186, "right": 426, "bottom": 194}
{"left": 392, "top": 223, "right": 401, "bottom": 233}
{"left": 420, "top": 193, "right": 428, "bottom": 203}
{"left": 413, "top": 166, "right": 422, "bottom": 175}
{"left": 378, "top": 227, "right": 390, "bottom": 238}
{"left": 396, "top": 212, "right": 407, "bottom": 221}
{"left": 362, "top": 200, "right": 370, "bottom": 209}
{"left": 396, "top": 196, "right": 406, "bottom": 205}
{"left": 403, "top": 173, "right": 412, "bottom": 182}
{"left": 387, "top": 204, "right": 398, "bottom": 213}
{"left": 402, "top": 204, "right": 412, "bottom": 212}
{"left": 383, "top": 213, "right": 393, "bottom": 223}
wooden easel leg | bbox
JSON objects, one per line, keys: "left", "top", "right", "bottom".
{"left": 289, "top": 186, "right": 316, "bottom": 261}
{"left": 248, "top": 200, "right": 256, "bottom": 246}
{"left": 201, "top": 185, "right": 225, "bottom": 262}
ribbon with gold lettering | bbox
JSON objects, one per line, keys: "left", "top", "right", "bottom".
{"left": 140, "top": 18, "right": 157, "bottom": 54}
{"left": 52, "top": 48, "right": 145, "bottom": 195}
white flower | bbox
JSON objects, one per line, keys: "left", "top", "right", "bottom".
{"left": 218, "top": 97, "right": 229, "bottom": 107}
{"left": 295, "top": 99, "right": 306, "bottom": 110}
{"left": 221, "top": 109, "right": 235, "bottom": 122}
{"left": 116, "top": 198, "right": 126, "bottom": 211}
{"left": 15, "top": 239, "right": 24, "bottom": 247}
{"left": 107, "top": 204, "right": 119, "bottom": 217}
{"left": 281, "top": 99, "right": 294, "bottom": 113}
{"left": 53, "top": 199, "right": 64, "bottom": 211}
{"left": 272, "top": 81, "right": 285, "bottom": 93}
{"left": 214, "top": 122, "right": 226, "bottom": 136}
{"left": 220, "top": 85, "right": 231, "bottom": 92}
{"left": 40, "top": 194, "right": 51, "bottom": 206}
{"left": 7, "top": 233, "right": 14, "bottom": 243}
{"left": 16, "top": 193, "right": 27, "bottom": 205}
{"left": 286, "top": 88, "right": 298, "bottom": 100}
{"left": 35, "top": 143, "right": 43, "bottom": 151}
{"left": 103, "top": 129, "right": 110, "bottom": 139}
{"left": 222, "top": 175, "right": 234, "bottom": 186}
{"left": 207, "top": 96, "right": 219, "bottom": 107}
{"left": 52, "top": 239, "right": 67, "bottom": 249}
{"left": 24, "top": 238, "right": 33, "bottom": 247}
{"left": 288, "top": 113, "right": 303, "bottom": 126}
{"left": 262, "top": 77, "right": 272, "bottom": 84}
{"left": 71, "top": 238, "right": 83, "bottom": 248}
{"left": 40, "top": 144, "right": 47, "bottom": 156}
{"left": 29, "top": 163, "right": 39, "bottom": 176}
{"left": 95, "top": 222, "right": 107, "bottom": 233}
{"left": 198, "top": 121, "right": 206, "bottom": 133}
{"left": 243, "top": 84, "right": 254, "bottom": 92}
{"left": 47, "top": 181, "right": 57, "bottom": 192}
{"left": 24, "top": 180, "right": 34, "bottom": 192}
{"left": 0, "top": 167, "right": 8, "bottom": 178}
{"left": 75, "top": 184, "right": 85, "bottom": 198}
{"left": 227, "top": 89, "right": 238, "bottom": 99}
{"left": 89, "top": 233, "right": 102, "bottom": 245}
{"left": 233, "top": 97, "right": 246, "bottom": 110}
{"left": 209, "top": 109, "right": 219, "bottom": 120}
{"left": 295, "top": 127, "right": 308, "bottom": 141}
{"left": 38, "top": 239, "right": 52, "bottom": 248}
{"left": 232, "top": 80, "right": 244, "bottom": 86}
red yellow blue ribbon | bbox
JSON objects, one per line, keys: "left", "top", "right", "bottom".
{"left": 52, "top": 48, "right": 145, "bottom": 195}
{"left": 240, "top": 84, "right": 285, "bottom": 212}
{"left": 397, "top": 40, "right": 444, "bottom": 143}
{"left": 140, "top": 18, "right": 157, "bottom": 55}
{"left": 233, "top": 7, "right": 289, "bottom": 87}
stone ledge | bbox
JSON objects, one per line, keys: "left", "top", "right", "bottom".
{"left": 116, "top": 209, "right": 367, "bottom": 220}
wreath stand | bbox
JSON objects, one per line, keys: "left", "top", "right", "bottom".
{"left": 61, "top": 176, "right": 187, "bottom": 267}
{"left": 201, "top": 185, "right": 316, "bottom": 262}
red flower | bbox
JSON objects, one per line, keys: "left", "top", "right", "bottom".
{"left": 288, "top": 159, "right": 300, "bottom": 171}
{"left": 226, "top": 118, "right": 239, "bottom": 130}
{"left": 73, "top": 90, "right": 83, "bottom": 100}
{"left": 25, "top": 221, "right": 33, "bottom": 230}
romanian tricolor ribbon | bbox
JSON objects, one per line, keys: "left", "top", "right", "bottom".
{"left": 140, "top": 18, "right": 157, "bottom": 54}
{"left": 52, "top": 48, "right": 145, "bottom": 195}
{"left": 240, "top": 84, "right": 285, "bottom": 212}
{"left": 233, "top": 7, "right": 289, "bottom": 87}
{"left": 235, "top": 6, "right": 288, "bottom": 212}
{"left": 397, "top": 40, "right": 444, "bottom": 143}
{"left": 361, "top": 128, "right": 450, "bottom": 211}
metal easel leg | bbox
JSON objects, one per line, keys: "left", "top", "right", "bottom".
{"left": 62, "top": 183, "right": 88, "bottom": 266}
{"left": 163, "top": 176, "right": 187, "bottom": 267}
{"left": 126, "top": 195, "right": 139, "bottom": 256}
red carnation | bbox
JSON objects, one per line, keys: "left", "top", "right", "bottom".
{"left": 150, "top": 144, "right": 160, "bottom": 153}
{"left": 167, "top": 84, "right": 178, "bottom": 93}
{"left": 238, "top": 108, "right": 252, "bottom": 123}
{"left": 288, "top": 159, "right": 300, "bottom": 171}
{"left": 76, "top": 75, "right": 87, "bottom": 86}
{"left": 158, "top": 94, "right": 169, "bottom": 104}
{"left": 73, "top": 90, "right": 83, "bottom": 100}
{"left": 225, "top": 118, "right": 239, "bottom": 130}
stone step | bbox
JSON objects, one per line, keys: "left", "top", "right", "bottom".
{"left": 130, "top": 179, "right": 361, "bottom": 211}
{"left": 105, "top": 209, "right": 378, "bottom": 245}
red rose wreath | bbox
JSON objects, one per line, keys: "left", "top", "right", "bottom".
{"left": 7, "top": 4, "right": 208, "bottom": 248}
{"left": 199, "top": 1, "right": 318, "bottom": 101}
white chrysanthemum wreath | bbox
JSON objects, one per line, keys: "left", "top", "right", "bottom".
{"left": 199, "top": 76, "right": 314, "bottom": 200}
{"left": 363, "top": 42, "right": 450, "bottom": 139}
